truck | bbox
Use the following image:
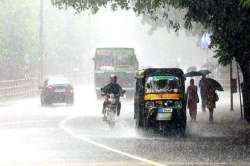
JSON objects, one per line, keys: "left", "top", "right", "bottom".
{"left": 93, "top": 48, "right": 139, "bottom": 98}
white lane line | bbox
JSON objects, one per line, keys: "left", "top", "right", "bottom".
{"left": 59, "top": 115, "right": 166, "bottom": 166}
{"left": 0, "top": 120, "right": 51, "bottom": 127}
{"left": 59, "top": 116, "right": 243, "bottom": 166}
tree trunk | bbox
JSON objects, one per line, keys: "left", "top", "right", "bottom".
{"left": 239, "top": 60, "right": 250, "bottom": 123}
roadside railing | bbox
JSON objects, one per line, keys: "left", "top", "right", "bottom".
{"left": 0, "top": 77, "right": 39, "bottom": 99}
{"left": 0, "top": 71, "right": 91, "bottom": 100}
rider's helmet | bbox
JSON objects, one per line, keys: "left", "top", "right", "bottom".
{"left": 110, "top": 74, "right": 117, "bottom": 83}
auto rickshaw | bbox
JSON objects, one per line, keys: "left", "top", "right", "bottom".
{"left": 134, "top": 68, "right": 186, "bottom": 134}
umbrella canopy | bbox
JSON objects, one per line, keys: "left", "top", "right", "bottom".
{"left": 187, "top": 66, "right": 197, "bottom": 72}
{"left": 198, "top": 69, "right": 211, "bottom": 75}
{"left": 205, "top": 78, "right": 224, "bottom": 91}
{"left": 184, "top": 71, "right": 203, "bottom": 77}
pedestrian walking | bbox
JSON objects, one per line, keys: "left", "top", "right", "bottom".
{"left": 206, "top": 87, "right": 219, "bottom": 122}
{"left": 199, "top": 75, "right": 207, "bottom": 112}
{"left": 187, "top": 79, "right": 199, "bottom": 122}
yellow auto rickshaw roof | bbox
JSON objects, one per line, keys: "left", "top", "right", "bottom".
{"left": 135, "top": 68, "right": 184, "bottom": 79}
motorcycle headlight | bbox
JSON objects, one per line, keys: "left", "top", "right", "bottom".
{"left": 110, "top": 98, "right": 116, "bottom": 104}
{"left": 145, "top": 101, "right": 155, "bottom": 109}
{"left": 108, "top": 94, "right": 116, "bottom": 104}
{"left": 175, "top": 101, "right": 182, "bottom": 109}
{"left": 109, "top": 94, "right": 115, "bottom": 98}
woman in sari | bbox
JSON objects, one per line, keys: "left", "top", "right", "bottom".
{"left": 187, "top": 79, "right": 199, "bottom": 122}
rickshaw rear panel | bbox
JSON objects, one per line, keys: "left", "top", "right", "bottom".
{"left": 134, "top": 68, "right": 186, "bottom": 134}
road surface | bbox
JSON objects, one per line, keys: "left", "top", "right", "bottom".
{"left": 0, "top": 84, "right": 249, "bottom": 166}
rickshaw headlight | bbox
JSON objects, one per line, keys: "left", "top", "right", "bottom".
{"left": 145, "top": 101, "right": 155, "bottom": 109}
{"left": 175, "top": 101, "right": 182, "bottom": 109}
{"left": 155, "top": 100, "right": 163, "bottom": 107}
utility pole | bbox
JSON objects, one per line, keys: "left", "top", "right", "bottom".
{"left": 39, "top": 0, "right": 44, "bottom": 83}
{"left": 236, "top": 63, "right": 243, "bottom": 119}
{"left": 230, "top": 60, "right": 234, "bottom": 111}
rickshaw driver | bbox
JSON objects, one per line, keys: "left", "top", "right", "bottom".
{"left": 101, "top": 74, "right": 123, "bottom": 116}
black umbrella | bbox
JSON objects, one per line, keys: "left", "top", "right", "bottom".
{"left": 198, "top": 69, "right": 211, "bottom": 75}
{"left": 184, "top": 71, "right": 203, "bottom": 77}
{"left": 187, "top": 66, "right": 197, "bottom": 72}
{"left": 205, "top": 78, "right": 224, "bottom": 91}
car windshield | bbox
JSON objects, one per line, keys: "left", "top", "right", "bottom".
{"left": 48, "top": 77, "right": 70, "bottom": 85}
{"left": 145, "top": 75, "right": 181, "bottom": 93}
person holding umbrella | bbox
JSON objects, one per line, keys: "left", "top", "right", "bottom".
{"left": 205, "top": 78, "right": 223, "bottom": 122}
{"left": 187, "top": 79, "right": 199, "bottom": 122}
{"left": 199, "top": 75, "right": 208, "bottom": 112}
{"left": 206, "top": 87, "right": 219, "bottom": 123}
{"left": 185, "top": 70, "right": 209, "bottom": 112}
{"left": 198, "top": 69, "right": 211, "bottom": 112}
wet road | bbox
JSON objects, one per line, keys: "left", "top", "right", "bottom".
{"left": 0, "top": 85, "right": 250, "bottom": 166}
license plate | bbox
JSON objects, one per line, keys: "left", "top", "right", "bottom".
{"left": 163, "top": 108, "right": 172, "bottom": 113}
{"left": 156, "top": 113, "right": 172, "bottom": 121}
{"left": 54, "top": 89, "right": 66, "bottom": 92}
{"left": 158, "top": 107, "right": 173, "bottom": 113}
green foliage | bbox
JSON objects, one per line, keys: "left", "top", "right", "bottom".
{"left": 0, "top": 0, "right": 40, "bottom": 79}
{"left": 52, "top": 0, "right": 250, "bottom": 67}
{"left": 241, "top": 0, "right": 250, "bottom": 7}
{"left": 0, "top": 0, "right": 39, "bottom": 63}
{"left": 51, "top": 0, "right": 130, "bottom": 13}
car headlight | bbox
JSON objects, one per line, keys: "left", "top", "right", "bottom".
{"left": 145, "top": 101, "right": 155, "bottom": 109}
{"left": 175, "top": 101, "right": 182, "bottom": 109}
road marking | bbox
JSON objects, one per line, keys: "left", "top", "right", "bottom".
{"left": 0, "top": 120, "right": 51, "bottom": 127}
{"left": 59, "top": 115, "right": 166, "bottom": 166}
{"left": 59, "top": 116, "right": 247, "bottom": 166}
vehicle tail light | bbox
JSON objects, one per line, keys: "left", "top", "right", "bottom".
{"left": 47, "top": 85, "right": 55, "bottom": 92}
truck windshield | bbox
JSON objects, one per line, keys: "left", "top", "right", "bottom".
{"left": 95, "top": 55, "right": 114, "bottom": 70}
{"left": 116, "top": 55, "right": 130, "bottom": 67}
{"left": 145, "top": 75, "right": 181, "bottom": 93}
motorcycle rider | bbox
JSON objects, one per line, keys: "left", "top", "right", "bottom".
{"left": 101, "top": 74, "right": 124, "bottom": 117}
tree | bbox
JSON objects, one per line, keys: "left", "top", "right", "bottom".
{"left": 0, "top": 0, "right": 39, "bottom": 79}
{"left": 242, "top": 0, "right": 250, "bottom": 7}
{"left": 52, "top": 0, "right": 250, "bottom": 122}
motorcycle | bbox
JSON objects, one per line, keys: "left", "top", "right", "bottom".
{"left": 101, "top": 90, "right": 126, "bottom": 128}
